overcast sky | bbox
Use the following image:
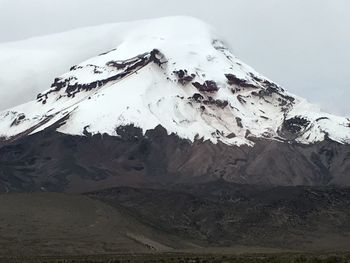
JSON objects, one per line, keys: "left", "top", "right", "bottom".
{"left": 0, "top": 0, "right": 349, "bottom": 116}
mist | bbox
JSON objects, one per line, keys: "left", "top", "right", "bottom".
{"left": 0, "top": 0, "right": 349, "bottom": 115}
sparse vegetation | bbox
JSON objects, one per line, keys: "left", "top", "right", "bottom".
{"left": 1, "top": 253, "right": 350, "bottom": 263}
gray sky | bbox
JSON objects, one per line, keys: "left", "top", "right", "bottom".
{"left": 0, "top": 0, "right": 349, "bottom": 116}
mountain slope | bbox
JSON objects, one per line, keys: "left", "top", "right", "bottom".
{"left": 0, "top": 17, "right": 349, "bottom": 191}
{"left": 0, "top": 16, "right": 349, "bottom": 147}
{"left": 0, "top": 127, "right": 349, "bottom": 193}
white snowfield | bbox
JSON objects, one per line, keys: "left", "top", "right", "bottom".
{"left": 0, "top": 16, "right": 349, "bottom": 146}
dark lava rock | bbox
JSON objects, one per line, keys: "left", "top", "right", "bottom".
{"left": 190, "top": 93, "right": 204, "bottom": 102}
{"left": 192, "top": 80, "right": 219, "bottom": 93}
{"left": 283, "top": 116, "right": 310, "bottom": 134}
{"left": 202, "top": 97, "right": 229, "bottom": 109}
{"left": 173, "top": 69, "right": 196, "bottom": 85}
{"left": 225, "top": 73, "right": 256, "bottom": 88}
{"left": 235, "top": 117, "right": 243, "bottom": 128}
{"left": 10, "top": 113, "right": 26, "bottom": 127}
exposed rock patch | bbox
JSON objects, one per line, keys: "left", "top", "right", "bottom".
{"left": 37, "top": 49, "right": 167, "bottom": 102}
{"left": 192, "top": 80, "right": 219, "bottom": 93}
{"left": 225, "top": 73, "right": 256, "bottom": 89}
{"left": 173, "top": 69, "right": 195, "bottom": 85}
{"left": 10, "top": 113, "right": 26, "bottom": 127}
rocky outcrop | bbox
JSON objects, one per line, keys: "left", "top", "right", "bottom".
{"left": 37, "top": 49, "right": 167, "bottom": 103}
{"left": 192, "top": 80, "right": 219, "bottom": 93}
{"left": 173, "top": 69, "right": 196, "bottom": 85}
{"left": 279, "top": 116, "right": 311, "bottom": 140}
{"left": 225, "top": 73, "right": 256, "bottom": 89}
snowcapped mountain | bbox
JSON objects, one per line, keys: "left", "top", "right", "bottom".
{"left": 0, "top": 17, "right": 350, "bottom": 192}
{"left": 0, "top": 16, "right": 349, "bottom": 147}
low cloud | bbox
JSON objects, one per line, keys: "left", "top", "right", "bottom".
{"left": 0, "top": 0, "right": 349, "bottom": 116}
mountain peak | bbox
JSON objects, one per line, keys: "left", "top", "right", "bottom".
{"left": 0, "top": 17, "right": 349, "bottom": 146}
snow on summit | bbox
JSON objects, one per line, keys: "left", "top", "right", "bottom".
{"left": 0, "top": 16, "right": 349, "bottom": 146}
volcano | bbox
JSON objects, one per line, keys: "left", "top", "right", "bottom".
{"left": 0, "top": 16, "right": 349, "bottom": 192}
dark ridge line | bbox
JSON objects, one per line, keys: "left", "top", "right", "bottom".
{"left": 37, "top": 49, "right": 166, "bottom": 103}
